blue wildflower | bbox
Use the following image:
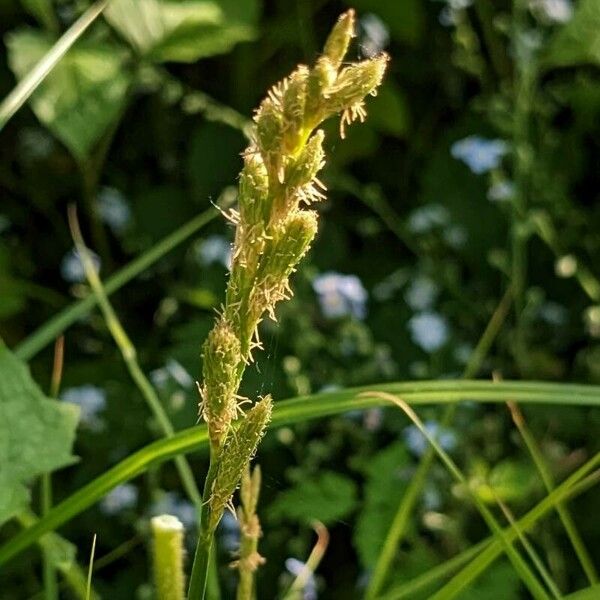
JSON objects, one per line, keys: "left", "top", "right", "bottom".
{"left": 100, "top": 483, "right": 138, "bottom": 515}
{"left": 60, "top": 248, "right": 101, "bottom": 283}
{"left": 451, "top": 136, "right": 509, "bottom": 174}
{"left": 285, "top": 558, "right": 317, "bottom": 600}
{"left": 403, "top": 420, "right": 457, "bottom": 457}
{"left": 359, "top": 13, "right": 390, "bottom": 58}
{"left": 197, "top": 235, "right": 232, "bottom": 269}
{"left": 407, "top": 204, "right": 450, "bottom": 234}
{"left": 218, "top": 510, "right": 240, "bottom": 553}
{"left": 407, "top": 312, "right": 449, "bottom": 352}
{"left": 313, "top": 272, "right": 367, "bottom": 320}
{"left": 404, "top": 277, "right": 438, "bottom": 311}
{"left": 97, "top": 187, "right": 131, "bottom": 233}
{"left": 61, "top": 385, "right": 106, "bottom": 431}
{"left": 150, "top": 492, "right": 196, "bottom": 529}
{"left": 488, "top": 180, "right": 515, "bottom": 202}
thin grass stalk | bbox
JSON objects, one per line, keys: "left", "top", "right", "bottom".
{"left": 15, "top": 190, "right": 235, "bottom": 361}
{"left": 367, "top": 391, "right": 551, "bottom": 600}
{"left": 508, "top": 402, "right": 598, "bottom": 584}
{"left": 68, "top": 208, "right": 203, "bottom": 513}
{"left": 365, "top": 287, "right": 512, "bottom": 598}
{"left": 2, "top": 381, "right": 600, "bottom": 567}
{"left": 0, "top": 0, "right": 109, "bottom": 130}
{"left": 493, "top": 493, "right": 562, "bottom": 598}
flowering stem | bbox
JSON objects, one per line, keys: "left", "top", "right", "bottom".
{"left": 151, "top": 515, "right": 186, "bottom": 600}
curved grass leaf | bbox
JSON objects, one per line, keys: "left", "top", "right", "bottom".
{"left": 0, "top": 379, "right": 599, "bottom": 566}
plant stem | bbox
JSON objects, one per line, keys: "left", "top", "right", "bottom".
{"left": 15, "top": 190, "right": 235, "bottom": 361}
{"left": 189, "top": 458, "right": 220, "bottom": 599}
{"left": 365, "top": 288, "right": 512, "bottom": 598}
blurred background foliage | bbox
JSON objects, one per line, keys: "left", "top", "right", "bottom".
{"left": 1, "top": 0, "right": 600, "bottom": 598}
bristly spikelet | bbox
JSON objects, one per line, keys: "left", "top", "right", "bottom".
{"left": 193, "top": 11, "right": 387, "bottom": 562}
{"left": 200, "top": 320, "right": 243, "bottom": 446}
{"left": 208, "top": 396, "right": 272, "bottom": 533}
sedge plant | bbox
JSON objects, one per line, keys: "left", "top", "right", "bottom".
{"left": 187, "top": 10, "right": 388, "bottom": 598}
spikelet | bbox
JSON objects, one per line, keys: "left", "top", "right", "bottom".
{"left": 208, "top": 396, "right": 272, "bottom": 533}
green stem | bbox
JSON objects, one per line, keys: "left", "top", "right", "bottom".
{"left": 365, "top": 288, "right": 512, "bottom": 598}
{"left": 189, "top": 458, "right": 220, "bottom": 600}
{"left": 41, "top": 475, "right": 57, "bottom": 600}
{"left": 151, "top": 515, "right": 186, "bottom": 600}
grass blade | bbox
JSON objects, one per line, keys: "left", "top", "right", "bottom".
{"left": 1, "top": 380, "right": 600, "bottom": 567}
{"left": 508, "top": 401, "right": 598, "bottom": 584}
{"left": 365, "top": 391, "right": 551, "bottom": 600}
{"left": 0, "top": 0, "right": 109, "bottom": 130}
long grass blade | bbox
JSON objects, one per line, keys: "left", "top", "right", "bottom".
{"left": 1, "top": 380, "right": 600, "bottom": 567}
{"left": 0, "top": 0, "right": 109, "bottom": 130}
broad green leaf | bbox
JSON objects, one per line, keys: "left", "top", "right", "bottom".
{"left": 0, "top": 341, "right": 79, "bottom": 526}
{"left": 469, "top": 459, "right": 535, "bottom": 504}
{"left": 269, "top": 471, "right": 357, "bottom": 525}
{"left": 564, "top": 585, "right": 600, "bottom": 599}
{"left": 354, "top": 441, "right": 411, "bottom": 568}
{"left": 104, "top": 0, "right": 259, "bottom": 63}
{"left": 20, "top": 0, "right": 57, "bottom": 30}
{"left": 545, "top": 0, "right": 600, "bottom": 68}
{"left": 6, "top": 29, "right": 130, "bottom": 161}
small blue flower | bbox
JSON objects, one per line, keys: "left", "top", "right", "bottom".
{"left": 60, "top": 248, "right": 101, "bottom": 283}
{"left": 405, "top": 277, "right": 438, "bottom": 311}
{"left": 451, "top": 136, "right": 509, "bottom": 174}
{"left": 408, "top": 312, "right": 449, "bottom": 352}
{"left": 100, "top": 483, "right": 138, "bottom": 515}
{"left": 403, "top": 420, "right": 457, "bottom": 457}
{"left": 488, "top": 180, "right": 515, "bottom": 202}
{"left": 313, "top": 272, "right": 367, "bottom": 320}
{"left": 61, "top": 385, "right": 106, "bottom": 431}
{"left": 530, "top": 0, "right": 573, "bottom": 23}
{"left": 97, "top": 187, "right": 131, "bottom": 233}
{"left": 285, "top": 558, "right": 317, "bottom": 600}
{"left": 359, "top": 13, "right": 390, "bottom": 58}
{"left": 407, "top": 204, "right": 450, "bottom": 234}
{"left": 150, "top": 492, "right": 196, "bottom": 529}
{"left": 197, "top": 235, "right": 232, "bottom": 269}
{"left": 218, "top": 510, "right": 240, "bottom": 553}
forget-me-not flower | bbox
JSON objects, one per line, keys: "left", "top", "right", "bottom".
{"left": 408, "top": 312, "right": 449, "bottom": 352}
{"left": 61, "top": 385, "right": 106, "bottom": 431}
{"left": 488, "top": 180, "right": 515, "bottom": 202}
{"left": 359, "top": 13, "right": 390, "bottom": 58}
{"left": 407, "top": 204, "right": 450, "bottom": 234}
{"left": 451, "top": 136, "right": 509, "bottom": 174}
{"left": 530, "top": 0, "right": 573, "bottom": 23}
{"left": 150, "top": 492, "right": 196, "bottom": 529}
{"left": 100, "top": 483, "right": 138, "bottom": 515}
{"left": 218, "top": 510, "right": 240, "bottom": 553}
{"left": 60, "top": 248, "right": 101, "bottom": 283}
{"left": 313, "top": 272, "right": 368, "bottom": 320}
{"left": 285, "top": 558, "right": 317, "bottom": 600}
{"left": 405, "top": 277, "right": 438, "bottom": 311}
{"left": 97, "top": 187, "right": 131, "bottom": 233}
{"left": 404, "top": 420, "right": 457, "bottom": 457}
{"left": 196, "top": 235, "right": 232, "bottom": 269}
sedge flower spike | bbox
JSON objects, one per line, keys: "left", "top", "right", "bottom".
{"left": 199, "top": 9, "right": 388, "bottom": 452}
{"left": 195, "top": 8, "right": 387, "bottom": 544}
{"left": 190, "top": 12, "right": 387, "bottom": 597}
